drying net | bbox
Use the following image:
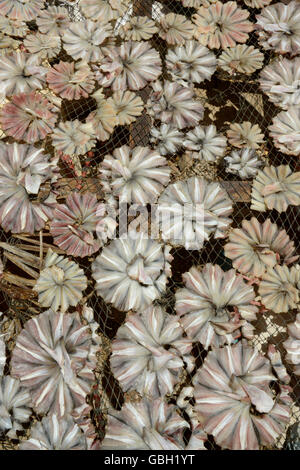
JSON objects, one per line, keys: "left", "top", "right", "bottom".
{"left": 0, "top": 0, "right": 299, "bottom": 451}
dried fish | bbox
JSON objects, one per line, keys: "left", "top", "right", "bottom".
{"left": 92, "top": 231, "right": 172, "bottom": 312}
{"left": 283, "top": 313, "right": 300, "bottom": 376}
{"left": 193, "top": 340, "right": 292, "bottom": 449}
{"left": 11, "top": 309, "right": 96, "bottom": 416}
{"left": 251, "top": 165, "right": 300, "bottom": 213}
{"left": 110, "top": 305, "right": 194, "bottom": 397}
{"left": 158, "top": 177, "right": 233, "bottom": 249}
{"left": 99, "top": 145, "right": 170, "bottom": 205}
{"left": 224, "top": 217, "right": 298, "bottom": 277}
{"left": 34, "top": 249, "right": 87, "bottom": 312}
{"left": 101, "top": 397, "right": 188, "bottom": 450}
{"left": 193, "top": 1, "right": 253, "bottom": 49}
{"left": 175, "top": 263, "right": 257, "bottom": 348}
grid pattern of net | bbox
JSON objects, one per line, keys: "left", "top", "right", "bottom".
{"left": 0, "top": 0, "right": 299, "bottom": 450}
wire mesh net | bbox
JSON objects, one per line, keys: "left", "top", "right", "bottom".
{"left": 0, "top": 0, "right": 299, "bottom": 450}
